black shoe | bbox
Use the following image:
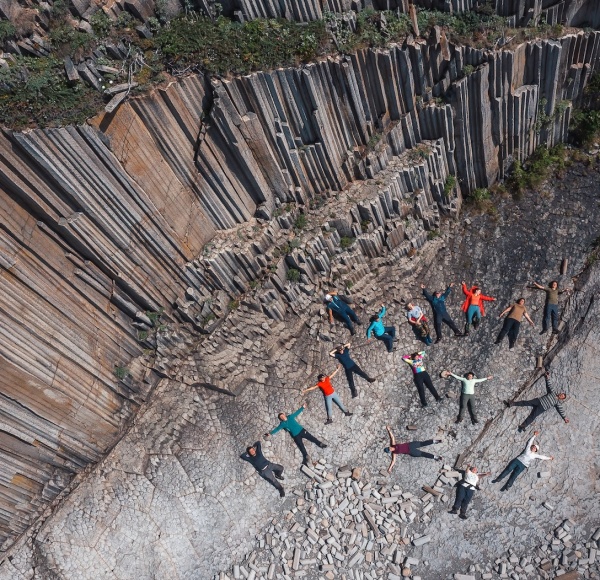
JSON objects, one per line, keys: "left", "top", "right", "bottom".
{"left": 367, "top": 377, "right": 376, "bottom": 383}
{"left": 503, "top": 400, "right": 512, "bottom": 408}
{"left": 464, "top": 324, "right": 470, "bottom": 335}
{"left": 540, "top": 329, "right": 548, "bottom": 335}
{"left": 345, "top": 411, "right": 353, "bottom": 417}
{"left": 325, "top": 418, "right": 333, "bottom": 425}
{"left": 433, "top": 439, "right": 443, "bottom": 444}
{"left": 351, "top": 391, "right": 358, "bottom": 398}
{"left": 349, "top": 327, "right": 356, "bottom": 336}
{"left": 454, "top": 332, "right": 464, "bottom": 337}
{"left": 517, "top": 425, "right": 524, "bottom": 433}
{"left": 509, "top": 344, "right": 515, "bottom": 350}
{"left": 435, "top": 337, "right": 442, "bottom": 344}
{"left": 459, "top": 513, "right": 468, "bottom": 520}
{"left": 319, "top": 443, "right": 328, "bottom": 449}
{"left": 491, "top": 478, "right": 500, "bottom": 484}
{"left": 500, "top": 484, "right": 510, "bottom": 492}
{"left": 275, "top": 472, "right": 285, "bottom": 481}
{"left": 494, "top": 339, "right": 501, "bottom": 345}
{"left": 455, "top": 417, "right": 463, "bottom": 423}
{"left": 421, "top": 403, "right": 428, "bottom": 408}
{"left": 356, "top": 319, "right": 363, "bottom": 325}
{"left": 449, "top": 509, "right": 459, "bottom": 515}
{"left": 302, "top": 459, "right": 309, "bottom": 467}
{"left": 552, "top": 329, "right": 559, "bottom": 335}
{"left": 435, "top": 397, "right": 443, "bottom": 403}
{"left": 279, "top": 489, "right": 285, "bottom": 498}
{"left": 471, "top": 418, "right": 479, "bottom": 424}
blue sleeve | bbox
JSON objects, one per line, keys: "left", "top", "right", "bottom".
{"left": 270, "top": 423, "right": 283, "bottom": 435}
{"left": 366, "top": 322, "right": 375, "bottom": 338}
{"left": 422, "top": 288, "right": 433, "bottom": 302}
{"left": 289, "top": 408, "right": 303, "bottom": 419}
{"left": 379, "top": 306, "right": 386, "bottom": 319}
{"left": 442, "top": 286, "right": 452, "bottom": 299}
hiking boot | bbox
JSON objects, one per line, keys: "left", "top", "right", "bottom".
{"left": 435, "top": 397, "right": 443, "bottom": 403}
{"left": 367, "top": 377, "right": 376, "bottom": 383}
{"left": 351, "top": 391, "right": 358, "bottom": 399}
{"left": 494, "top": 339, "right": 501, "bottom": 345}
{"left": 349, "top": 327, "right": 356, "bottom": 336}
{"left": 491, "top": 478, "right": 500, "bottom": 484}
{"left": 433, "top": 439, "right": 443, "bottom": 444}
{"left": 552, "top": 329, "right": 559, "bottom": 335}
{"left": 434, "top": 455, "right": 443, "bottom": 461}
{"left": 517, "top": 425, "right": 525, "bottom": 433}
{"left": 325, "top": 418, "right": 333, "bottom": 425}
{"left": 435, "top": 337, "right": 442, "bottom": 344}
{"left": 455, "top": 417, "right": 463, "bottom": 423}
{"left": 318, "top": 443, "right": 328, "bottom": 449}
{"left": 274, "top": 472, "right": 285, "bottom": 481}
{"left": 454, "top": 332, "right": 464, "bottom": 337}
{"left": 503, "top": 400, "right": 512, "bottom": 408}
{"left": 540, "top": 329, "right": 548, "bottom": 335}
{"left": 473, "top": 318, "right": 480, "bottom": 330}
{"left": 421, "top": 403, "right": 428, "bottom": 408}
{"left": 279, "top": 489, "right": 285, "bottom": 498}
{"left": 344, "top": 411, "right": 353, "bottom": 417}
{"left": 302, "top": 458, "right": 310, "bottom": 467}
{"left": 464, "top": 323, "right": 470, "bottom": 335}
{"left": 459, "top": 513, "right": 468, "bottom": 520}
{"left": 449, "top": 509, "right": 459, "bottom": 515}
{"left": 500, "top": 484, "right": 510, "bottom": 492}
{"left": 471, "top": 418, "right": 479, "bottom": 424}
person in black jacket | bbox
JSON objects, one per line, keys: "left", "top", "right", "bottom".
{"left": 240, "top": 441, "right": 285, "bottom": 497}
{"left": 421, "top": 283, "right": 463, "bottom": 343}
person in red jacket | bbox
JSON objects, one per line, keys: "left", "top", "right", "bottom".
{"left": 461, "top": 281, "right": 496, "bottom": 334}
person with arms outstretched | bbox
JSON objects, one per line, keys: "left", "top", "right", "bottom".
{"left": 324, "top": 291, "right": 361, "bottom": 335}
{"left": 329, "top": 342, "right": 375, "bottom": 398}
{"left": 492, "top": 431, "right": 553, "bottom": 491}
{"left": 450, "top": 465, "right": 491, "bottom": 519}
{"left": 264, "top": 406, "right": 327, "bottom": 466}
{"left": 461, "top": 281, "right": 496, "bottom": 334}
{"left": 445, "top": 371, "right": 492, "bottom": 425}
{"left": 303, "top": 367, "right": 353, "bottom": 424}
{"left": 402, "top": 351, "right": 442, "bottom": 407}
{"left": 240, "top": 441, "right": 286, "bottom": 498}
{"left": 421, "top": 282, "right": 463, "bottom": 343}
{"left": 384, "top": 426, "right": 443, "bottom": 472}
{"left": 506, "top": 371, "right": 569, "bottom": 432}
{"left": 531, "top": 280, "right": 569, "bottom": 334}
{"left": 366, "top": 304, "right": 396, "bottom": 353}
{"left": 495, "top": 298, "right": 534, "bottom": 349}
{"left": 405, "top": 301, "right": 433, "bottom": 345}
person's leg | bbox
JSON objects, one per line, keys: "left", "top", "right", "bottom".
{"left": 550, "top": 304, "right": 559, "bottom": 332}
{"left": 299, "top": 428, "right": 325, "bottom": 448}
{"left": 378, "top": 333, "right": 393, "bottom": 352}
{"left": 413, "top": 374, "right": 428, "bottom": 406}
{"left": 504, "top": 460, "right": 526, "bottom": 488}
{"left": 351, "top": 363, "right": 370, "bottom": 381}
{"left": 385, "top": 326, "right": 396, "bottom": 340}
{"left": 443, "top": 315, "right": 462, "bottom": 335}
{"left": 433, "top": 316, "right": 443, "bottom": 340}
{"left": 493, "top": 458, "right": 520, "bottom": 482}
{"left": 457, "top": 393, "right": 467, "bottom": 420}
{"left": 260, "top": 466, "right": 284, "bottom": 492}
{"left": 452, "top": 485, "right": 467, "bottom": 512}
{"left": 330, "top": 392, "right": 348, "bottom": 413}
{"left": 412, "top": 440, "right": 436, "bottom": 448}
{"left": 467, "top": 395, "right": 478, "bottom": 423}
{"left": 495, "top": 318, "right": 511, "bottom": 343}
{"left": 512, "top": 398, "right": 539, "bottom": 408}
{"left": 542, "top": 304, "right": 551, "bottom": 333}
{"left": 324, "top": 395, "right": 333, "bottom": 420}
{"left": 344, "top": 367, "right": 357, "bottom": 397}
{"left": 423, "top": 372, "right": 441, "bottom": 400}
{"left": 292, "top": 433, "right": 309, "bottom": 464}
{"left": 459, "top": 488, "right": 474, "bottom": 516}
{"left": 507, "top": 319, "right": 520, "bottom": 348}
{"left": 520, "top": 404, "right": 545, "bottom": 429}
{"left": 345, "top": 306, "right": 359, "bottom": 324}
{"left": 338, "top": 310, "right": 354, "bottom": 334}
{"left": 408, "top": 442, "right": 435, "bottom": 459}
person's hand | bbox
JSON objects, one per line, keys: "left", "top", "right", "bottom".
{"left": 461, "top": 280, "right": 466, "bottom": 285}
{"left": 533, "top": 430, "right": 540, "bottom": 436}
{"left": 487, "top": 376, "right": 493, "bottom": 380}
{"left": 529, "top": 321, "right": 534, "bottom": 326}
{"left": 450, "top": 282, "right": 455, "bottom": 287}
{"left": 550, "top": 456, "right": 554, "bottom": 460}
{"left": 492, "top": 297, "right": 497, "bottom": 301}
{"left": 564, "top": 418, "right": 570, "bottom": 424}
{"left": 301, "top": 404, "right": 307, "bottom": 410}
{"left": 381, "top": 303, "right": 385, "bottom": 308}
{"left": 420, "top": 283, "right": 425, "bottom": 289}
{"left": 264, "top": 433, "right": 270, "bottom": 439}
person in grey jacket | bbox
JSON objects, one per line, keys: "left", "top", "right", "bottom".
{"left": 492, "top": 431, "right": 553, "bottom": 491}
{"left": 506, "top": 371, "right": 569, "bottom": 432}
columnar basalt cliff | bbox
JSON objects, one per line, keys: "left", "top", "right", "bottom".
{"left": 0, "top": 10, "right": 599, "bottom": 568}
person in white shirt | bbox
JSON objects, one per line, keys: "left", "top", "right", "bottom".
{"left": 405, "top": 302, "right": 433, "bottom": 345}
{"left": 450, "top": 465, "right": 491, "bottom": 519}
{"left": 492, "top": 431, "right": 553, "bottom": 491}
{"left": 445, "top": 371, "right": 493, "bottom": 424}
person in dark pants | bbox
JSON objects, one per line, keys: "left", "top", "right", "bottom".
{"left": 384, "top": 426, "right": 443, "bottom": 472}
{"left": 506, "top": 371, "right": 569, "bottom": 432}
{"left": 366, "top": 305, "right": 396, "bottom": 353}
{"left": 401, "top": 351, "right": 442, "bottom": 407}
{"left": 532, "top": 280, "right": 569, "bottom": 334}
{"left": 421, "top": 283, "right": 463, "bottom": 343}
{"left": 240, "top": 441, "right": 285, "bottom": 498}
{"left": 405, "top": 302, "right": 433, "bottom": 345}
{"left": 492, "top": 431, "right": 553, "bottom": 491}
{"left": 445, "top": 371, "right": 493, "bottom": 425}
{"left": 264, "top": 406, "right": 326, "bottom": 466}
{"left": 329, "top": 342, "right": 375, "bottom": 398}
{"left": 495, "top": 298, "right": 534, "bottom": 349}
{"left": 325, "top": 291, "right": 361, "bottom": 335}
{"left": 450, "top": 466, "right": 490, "bottom": 519}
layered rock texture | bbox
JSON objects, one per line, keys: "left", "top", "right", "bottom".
{"left": 0, "top": 0, "right": 599, "bottom": 572}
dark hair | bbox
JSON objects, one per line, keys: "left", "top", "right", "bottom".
{"left": 246, "top": 446, "right": 254, "bottom": 453}
{"left": 383, "top": 447, "right": 391, "bottom": 454}
{"left": 411, "top": 352, "right": 420, "bottom": 359}
{"left": 337, "top": 344, "right": 345, "bottom": 351}
{"left": 465, "top": 372, "right": 475, "bottom": 378}
{"left": 550, "top": 280, "right": 558, "bottom": 287}
{"left": 370, "top": 314, "right": 379, "bottom": 322}
{"left": 318, "top": 373, "right": 326, "bottom": 381}
{"left": 516, "top": 297, "right": 525, "bottom": 303}
{"left": 278, "top": 412, "right": 285, "bottom": 419}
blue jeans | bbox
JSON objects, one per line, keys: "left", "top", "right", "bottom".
{"left": 543, "top": 304, "right": 559, "bottom": 332}
{"left": 495, "top": 458, "right": 526, "bottom": 488}
{"left": 375, "top": 326, "right": 395, "bottom": 352}
{"left": 325, "top": 392, "right": 347, "bottom": 418}
{"left": 466, "top": 305, "right": 481, "bottom": 324}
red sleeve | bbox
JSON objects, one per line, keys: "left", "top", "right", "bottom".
{"left": 481, "top": 294, "right": 495, "bottom": 301}
{"left": 461, "top": 283, "right": 469, "bottom": 296}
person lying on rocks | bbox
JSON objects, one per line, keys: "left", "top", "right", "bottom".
{"left": 384, "top": 425, "right": 443, "bottom": 472}
{"left": 494, "top": 298, "right": 534, "bottom": 349}
{"left": 461, "top": 281, "right": 496, "bottom": 334}
{"left": 402, "top": 351, "right": 442, "bottom": 407}
{"left": 302, "top": 367, "right": 353, "bottom": 425}
{"left": 505, "top": 370, "right": 569, "bottom": 432}
{"left": 366, "top": 304, "right": 396, "bottom": 353}
{"left": 492, "top": 431, "right": 553, "bottom": 492}
{"left": 240, "top": 441, "right": 286, "bottom": 498}
{"left": 405, "top": 301, "right": 433, "bottom": 345}
{"left": 531, "top": 280, "right": 569, "bottom": 334}
{"left": 421, "top": 282, "right": 463, "bottom": 343}
{"left": 329, "top": 342, "right": 375, "bottom": 398}
{"left": 324, "top": 291, "right": 361, "bottom": 335}
{"left": 264, "top": 405, "right": 327, "bottom": 467}
{"left": 445, "top": 371, "right": 493, "bottom": 425}
{"left": 450, "top": 465, "right": 491, "bottom": 520}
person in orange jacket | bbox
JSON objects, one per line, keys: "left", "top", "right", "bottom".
{"left": 461, "top": 281, "right": 496, "bottom": 334}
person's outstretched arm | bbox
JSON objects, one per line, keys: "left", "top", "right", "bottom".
{"left": 378, "top": 305, "right": 386, "bottom": 318}
{"left": 447, "top": 372, "right": 463, "bottom": 382}
{"left": 473, "top": 376, "right": 492, "bottom": 384}
{"left": 461, "top": 281, "right": 469, "bottom": 296}
{"left": 441, "top": 285, "right": 452, "bottom": 299}
{"left": 498, "top": 306, "right": 511, "bottom": 318}
{"left": 386, "top": 425, "right": 396, "bottom": 446}
{"left": 532, "top": 282, "right": 545, "bottom": 290}
{"left": 328, "top": 308, "right": 334, "bottom": 324}
{"left": 421, "top": 284, "right": 433, "bottom": 302}
{"left": 267, "top": 422, "right": 284, "bottom": 437}
{"left": 330, "top": 365, "right": 342, "bottom": 378}
{"left": 289, "top": 406, "right": 304, "bottom": 419}
{"left": 524, "top": 312, "right": 535, "bottom": 326}
{"left": 302, "top": 383, "right": 320, "bottom": 395}
{"left": 482, "top": 294, "right": 496, "bottom": 302}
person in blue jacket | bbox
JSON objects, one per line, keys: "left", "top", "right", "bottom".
{"left": 421, "top": 283, "right": 463, "bottom": 343}
{"left": 366, "top": 304, "right": 396, "bottom": 353}
{"left": 264, "top": 406, "right": 326, "bottom": 466}
{"left": 325, "top": 291, "right": 361, "bottom": 335}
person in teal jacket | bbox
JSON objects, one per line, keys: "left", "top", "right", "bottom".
{"left": 264, "top": 406, "right": 327, "bottom": 466}
{"left": 366, "top": 304, "right": 396, "bottom": 352}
